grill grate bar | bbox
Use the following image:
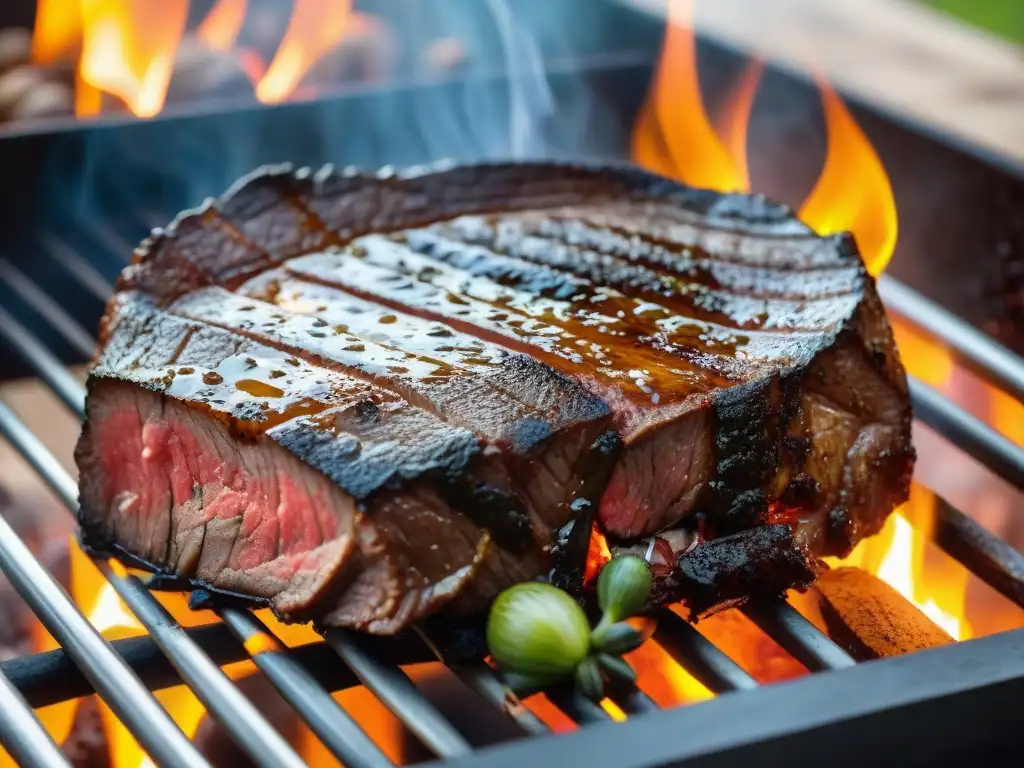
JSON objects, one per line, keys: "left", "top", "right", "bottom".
{"left": 99, "top": 568, "right": 309, "bottom": 768}
{"left": 879, "top": 276, "right": 1024, "bottom": 403}
{"left": 0, "top": 397, "right": 304, "bottom": 768}
{"left": 909, "top": 377, "right": 1024, "bottom": 490}
{"left": 933, "top": 491, "right": 1024, "bottom": 610}
{"left": 0, "top": 447, "right": 208, "bottom": 768}
{"left": 545, "top": 687, "right": 613, "bottom": 724}
{"left": 76, "top": 218, "right": 137, "bottom": 265}
{"left": 0, "top": 396, "right": 78, "bottom": 507}
{"left": 37, "top": 234, "right": 116, "bottom": 301}
{"left": 606, "top": 682, "right": 660, "bottom": 715}
{"left": 654, "top": 611, "right": 758, "bottom": 692}
{"left": 0, "top": 666, "right": 71, "bottom": 768}
{"left": 0, "top": 305, "right": 85, "bottom": 415}
{"left": 414, "top": 629, "right": 551, "bottom": 736}
{"left": 424, "top": 660, "right": 551, "bottom": 736}
{"left": 327, "top": 628, "right": 474, "bottom": 759}
{"left": 2, "top": 625, "right": 429, "bottom": 709}
{"left": 742, "top": 602, "right": 856, "bottom": 672}
{"left": 219, "top": 609, "right": 394, "bottom": 768}
{"left": 0, "top": 260, "right": 97, "bottom": 358}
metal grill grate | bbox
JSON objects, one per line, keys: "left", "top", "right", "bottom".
{"left": 0, "top": 213, "right": 1023, "bottom": 768}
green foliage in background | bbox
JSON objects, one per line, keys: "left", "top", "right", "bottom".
{"left": 922, "top": 0, "right": 1024, "bottom": 44}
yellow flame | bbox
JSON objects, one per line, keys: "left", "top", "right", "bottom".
{"left": 835, "top": 484, "right": 970, "bottom": 642}
{"left": 196, "top": 0, "right": 249, "bottom": 53}
{"left": 77, "top": 0, "right": 188, "bottom": 118}
{"left": 875, "top": 514, "right": 965, "bottom": 640}
{"left": 889, "top": 319, "right": 954, "bottom": 389}
{"left": 255, "top": 0, "right": 354, "bottom": 104}
{"left": 990, "top": 386, "right": 1024, "bottom": 447}
{"left": 31, "top": 0, "right": 83, "bottom": 65}
{"left": 798, "top": 79, "right": 898, "bottom": 275}
{"left": 631, "top": 0, "right": 746, "bottom": 192}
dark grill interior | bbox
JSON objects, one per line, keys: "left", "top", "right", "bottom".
{"left": 1, "top": 3, "right": 1024, "bottom": 767}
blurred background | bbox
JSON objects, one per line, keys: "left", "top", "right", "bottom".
{"left": 923, "top": 0, "right": 1024, "bottom": 43}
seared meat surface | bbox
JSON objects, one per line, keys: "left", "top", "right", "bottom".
{"left": 76, "top": 161, "right": 914, "bottom": 632}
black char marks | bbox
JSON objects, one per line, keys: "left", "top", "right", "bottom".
{"left": 656, "top": 524, "right": 821, "bottom": 619}
{"left": 80, "top": 161, "right": 914, "bottom": 633}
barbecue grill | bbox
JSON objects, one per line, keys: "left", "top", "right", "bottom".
{"left": 1, "top": 2, "right": 1024, "bottom": 767}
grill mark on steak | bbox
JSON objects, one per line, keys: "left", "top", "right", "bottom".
{"left": 487, "top": 212, "right": 863, "bottom": 285}
{"left": 422, "top": 217, "right": 860, "bottom": 329}
{"left": 173, "top": 281, "right": 608, "bottom": 455}
{"left": 539, "top": 205, "right": 850, "bottom": 269}
{"left": 164, "top": 284, "right": 611, "bottom": 542}
{"left": 79, "top": 295, "right": 558, "bottom": 628}
{"left": 299, "top": 235, "right": 842, "bottom": 381}
{"left": 82, "top": 161, "right": 915, "bottom": 634}
{"left": 283, "top": 243, "right": 782, "bottom": 394}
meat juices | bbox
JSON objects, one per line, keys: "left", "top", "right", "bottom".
{"left": 75, "top": 162, "right": 914, "bottom": 633}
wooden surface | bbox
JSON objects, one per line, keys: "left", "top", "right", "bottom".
{"left": 630, "top": 0, "right": 1024, "bottom": 161}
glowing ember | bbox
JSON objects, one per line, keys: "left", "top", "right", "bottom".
{"left": 584, "top": 524, "right": 612, "bottom": 582}
{"left": 629, "top": 622, "right": 712, "bottom": 706}
{"left": 196, "top": 0, "right": 249, "bottom": 53}
{"left": 255, "top": 0, "right": 354, "bottom": 104}
{"left": 77, "top": 0, "right": 188, "bottom": 118}
{"left": 31, "top": 0, "right": 83, "bottom": 65}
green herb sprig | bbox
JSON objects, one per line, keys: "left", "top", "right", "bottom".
{"left": 486, "top": 555, "right": 653, "bottom": 701}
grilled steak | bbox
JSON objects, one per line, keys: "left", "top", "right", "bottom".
{"left": 75, "top": 161, "right": 914, "bottom": 633}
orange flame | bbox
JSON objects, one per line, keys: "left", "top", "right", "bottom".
{"left": 31, "top": 0, "right": 83, "bottom": 65}
{"left": 713, "top": 59, "right": 763, "bottom": 193}
{"left": 55, "top": 538, "right": 409, "bottom": 767}
{"left": 197, "top": 0, "right": 249, "bottom": 53}
{"left": 255, "top": 0, "right": 354, "bottom": 104}
{"left": 889, "top": 319, "right": 954, "bottom": 389}
{"left": 990, "top": 387, "right": 1024, "bottom": 447}
{"left": 631, "top": 0, "right": 746, "bottom": 192}
{"left": 77, "top": 0, "right": 188, "bottom": 118}
{"left": 873, "top": 319, "right": 1024, "bottom": 642}
{"left": 633, "top": 1, "right": 897, "bottom": 278}
{"left": 798, "top": 80, "right": 898, "bottom": 275}
{"left": 834, "top": 486, "right": 970, "bottom": 640}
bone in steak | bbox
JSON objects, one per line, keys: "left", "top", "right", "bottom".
{"left": 75, "top": 161, "right": 914, "bottom": 634}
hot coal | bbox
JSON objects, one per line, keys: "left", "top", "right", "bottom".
{"left": 75, "top": 161, "right": 914, "bottom": 635}
{"left": 193, "top": 674, "right": 301, "bottom": 768}
{"left": 62, "top": 698, "right": 109, "bottom": 768}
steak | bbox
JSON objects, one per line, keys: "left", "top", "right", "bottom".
{"left": 75, "top": 161, "right": 914, "bottom": 633}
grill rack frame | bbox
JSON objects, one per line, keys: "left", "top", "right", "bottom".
{"left": 0, "top": 23, "right": 1023, "bottom": 768}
